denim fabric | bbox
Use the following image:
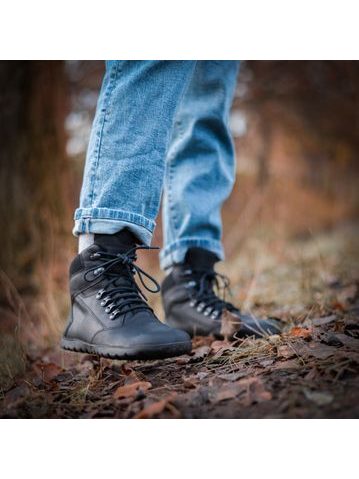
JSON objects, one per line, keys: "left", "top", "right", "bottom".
{"left": 73, "top": 60, "right": 239, "bottom": 268}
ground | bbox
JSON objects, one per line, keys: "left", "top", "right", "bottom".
{"left": 1, "top": 225, "right": 358, "bottom": 418}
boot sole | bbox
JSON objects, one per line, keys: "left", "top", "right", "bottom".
{"left": 61, "top": 337, "right": 192, "bottom": 360}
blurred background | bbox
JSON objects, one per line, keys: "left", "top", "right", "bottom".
{"left": 0, "top": 61, "right": 358, "bottom": 382}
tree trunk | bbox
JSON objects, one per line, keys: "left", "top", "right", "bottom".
{"left": 0, "top": 61, "right": 70, "bottom": 301}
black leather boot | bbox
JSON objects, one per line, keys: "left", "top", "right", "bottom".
{"left": 61, "top": 230, "right": 191, "bottom": 360}
{"left": 161, "top": 247, "right": 281, "bottom": 338}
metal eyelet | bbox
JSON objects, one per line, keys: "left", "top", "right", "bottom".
{"left": 100, "top": 296, "right": 111, "bottom": 306}
{"left": 211, "top": 311, "right": 219, "bottom": 320}
{"left": 203, "top": 307, "right": 212, "bottom": 316}
{"left": 93, "top": 267, "right": 104, "bottom": 276}
{"left": 105, "top": 304, "right": 114, "bottom": 313}
{"left": 96, "top": 289, "right": 105, "bottom": 299}
{"left": 109, "top": 310, "right": 119, "bottom": 320}
{"left": 189, "top": 299, "right": 196, "bottom": 307}
{"left": 197, "top": 302, "right": 205, "bottom": 312}
{"left": 185, "top": 281, "right": 196, "bottom": 289}
{"left": 90, "top": 253, "right": 101, "bottom": 260}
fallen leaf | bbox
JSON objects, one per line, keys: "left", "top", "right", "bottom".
{"left": 240, "top": 377, "right": 272, "bottom": 405}
{"left": 271, "top": 359, "right": 299, "bottom": 370}
{"left": 336, "top": 350, "right": 359, "bottom": 364}
{"left": 320, "top": 333, "right": 345, "bottom": 347}
{"left": 268, "top": 334, "right": 282, "bottom": 345}
{"left": 259, "top": 358, "right": 275, "bottom": 367}
{"left": 124, "top": 371, "right": 143, "bottom": 384}
{"left": 121, "top": 364, "right": 135, "bottom": 376}
{"left": 332, "top": 301, "right": 345, "bottom": 311}
{"left": 176, "top": 356, "right": 190, "bottom": 365}
{"left": 182, "top": 376, "right": 198, "bottom": 389}
{"left": 3, "top": 383, "right": 30, "bottom": 408}
{"left": 289, "top": 327, "right": 312, "bottom": 339}
{"left": 294, "top": 342, "right": 336, "bottom": 360}
{"left": 134, "top": 394, "right": 177, "bottom": 419}
{"left": 310, "top": 315, "right": 337, "bottom": 327}
{"left": 218, "top": 370, "right": 249, "bottom": 381}
{"left": 277, "top": 345, "right": 296, "bottom": 359}
{"left": 33, "top": 362, "right": 64, "bottom": 382}
{"left": 196, "top": 372, "right": 209, "bottom": 380}
{"left": 330, "top": 333, "right": 359, "bottom": 351}
{"left": 211, "top": 377, "right": 272, "bottom": 405}
{"left": 304, "top": 389, "right": 334, "bottom": 406}
{"left": 210, "top": 340, "right": 233, "bottom": 354}
{"left": 113, "top": 381, "right": 152, "bottom": 399}
{"left": 212, "top": 382, "right": 242, "bottom": 402}
{"left": 190, "top": 345, "right": 211, "bottom": 361}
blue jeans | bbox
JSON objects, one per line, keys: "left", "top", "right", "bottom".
{"left": 74, "top": 60, "right": 239, "bottom": 269}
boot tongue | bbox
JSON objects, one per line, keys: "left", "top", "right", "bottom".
{"left": 94, "top": 229, "right": 138, "bottom": 254}
{"left": 89, "top": 229, "right": 139, "bottom": 277}
{"left": 184, "top": 247, "right": 219, "bottom": 271}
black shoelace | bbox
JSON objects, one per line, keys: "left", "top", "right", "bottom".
{"left": 183, "top": 268, "right": 236, "bottom": 319}
{"left": 84, "top": 245, "right": 160, "bottom": 320}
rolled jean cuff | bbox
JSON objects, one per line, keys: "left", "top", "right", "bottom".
{"left": 160, "top": 237, "right": 225, "bottom": 270}
{"left": 73, "top": 207, "right": 155, "bottom": 246}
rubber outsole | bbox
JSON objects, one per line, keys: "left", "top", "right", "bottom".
{"left": 61, "top": 337, "right": 192, "bottom": 360}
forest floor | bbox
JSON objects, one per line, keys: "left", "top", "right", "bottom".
{"left": 1, "top": 224, "right": 358, "bottom": 418}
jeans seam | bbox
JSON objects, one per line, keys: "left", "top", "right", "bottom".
{"left": 166, "top": 117, "right": 187, "bottom": 236}
{"left": 162, "top": 237, "right": 223, "bottom": 251}
{"left": 167, "top": 148, "right": 180, "bottom": 233}
{"left": 165, "top": 61, "right": 197, "bottom": 239}
{"left": 88, "top": 61, "right": 120, "bottom": 208}
{"left": 160, "top": 238, "right": 224, "bottom": 268}
{"left": 74, "top": 208, "right": 155, "bottom": 234}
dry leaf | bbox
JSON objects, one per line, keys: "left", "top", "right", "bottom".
{"left": 3, "top": 383, "right": 30, "bottom": 407}
{"left": 210, "top": 340, "right": 232, "bottom": 354}
{"left": 304, "top": 389, "right": 334, "bottom": 406}
{"left": 330, "top": 333, "right": 359, "bottom": 350}
{"left": 268, "top": 335, "right": 282, "bottom": 344}
{"left": 213, "top": 383, "right": 242, "bottom": 402}
{"left": 182, "top": 376, "right": 198, "bottom": 389}
{"left": 336, "top": 350, "right": 359, "bottom": 363}
{"left": 289, "top": 327, "right": 312, "bottom": 339}
{"left": 218, "top": 370, "right": 249, "bottom": 381}
{"left": 238, "top": 377, "right": 272, "bottom": 406}
{"left": 277, "top": 345, "right": 296, "bottom": 359}
{"left": 124, "top": 370, "right": 143, "bottom": 384}
{"left": 196, "top": 372, "right": 209, "bottom": 380}
{"left": 176, "top": 356, "right": 190, "bottom": 365}
{"left": 134, "top": 394, "right": 177, "bottom": 419}
{"left": 294, "top": 342, "right": 336, "bottom": 360}
{"left": 259, "top": 358, "right": 275, "bottom": 367}
{"left": 113, "top": 381, "right": 152, "bottom": 399}
{"left": 190, "top": 345, "right": 211, "bottom": 361}
{"left": 33, "top": 362, "right": 64, "bottom": 382}
{"left": 310, "top": 315, "right": 337, "bottom": 327}
{"left": 271, "top": 359, "right": 299, "bottom": 370}
{"left": 211, "top": 377, "right": 272, "bottom": 405}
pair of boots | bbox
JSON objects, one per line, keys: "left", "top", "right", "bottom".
{"left": 61, "top": 230, "right": 280, "bottom": 359}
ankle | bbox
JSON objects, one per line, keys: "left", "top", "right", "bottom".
{"left": 184, "top": 247, "right": 219, "bottom": 271}
{"left": 78, "top": 228, "right": 140, "bottom": 254}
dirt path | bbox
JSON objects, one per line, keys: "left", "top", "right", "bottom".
{"left": 1, "top": 227, "right": 358, "bottom": 418}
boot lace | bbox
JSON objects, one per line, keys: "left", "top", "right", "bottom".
{"left": 183, "top": 268, "right": 237, "bottom": 320}
{"left": 84, "top": 245, "right": 160, "bottom": 320}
